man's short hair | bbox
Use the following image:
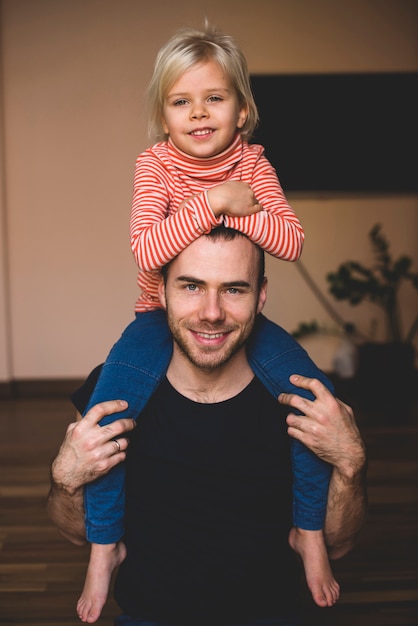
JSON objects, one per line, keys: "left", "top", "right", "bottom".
{"left": 161, "top": 226, "right": 265, "bottom": 290}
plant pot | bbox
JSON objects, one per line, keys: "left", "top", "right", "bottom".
{"left": 355, "top": 342, "right": 416, "bottom": 423}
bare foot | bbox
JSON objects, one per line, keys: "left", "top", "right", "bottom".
{"left": 289, "top": 526, "right": 340, "bottom": 607}
{"left": 77, "top": 541, "right": 127, "bottom": 623}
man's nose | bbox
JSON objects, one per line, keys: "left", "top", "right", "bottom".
{"left": 199, "top": 292, "right": 225, "bottom": 322}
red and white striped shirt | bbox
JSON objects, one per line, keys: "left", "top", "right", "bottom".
{"left": 130, "top": 134, "right": 304, "bottom": 312}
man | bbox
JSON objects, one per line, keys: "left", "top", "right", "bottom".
{"left": 48, "top": 228, "right": 367, "bottom": 626}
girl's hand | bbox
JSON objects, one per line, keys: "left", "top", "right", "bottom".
{"left": 207, "top": 181, "right": 262, "bottom": 217}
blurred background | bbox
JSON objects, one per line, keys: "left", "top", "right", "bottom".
{"left": 0, "top": 0, "right": 417, "bottom": 385}
{"left": 0, "top": 3, "right": 417, "bottom": 625}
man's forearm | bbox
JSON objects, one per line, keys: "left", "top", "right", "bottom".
{"left": 47, "top": 478, "right": 86, "bottom": 545}
{"left": 47, "top": 403, "right": 134, "bottom": 544}
{"left": 47, "top": 449, "right": 87, "bottom": 546}
{"left": 46, "top": 418, "right": 88, "bottom": 545}
{"left": 280, "top": 375, "right": 368, "bottom": 560}
{"left": 324, "top": 452, "right": 367, "bottom": 559}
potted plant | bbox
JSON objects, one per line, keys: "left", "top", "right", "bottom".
{"left": 326, "top": 223, "right": 418, "bottom": 344}
{"left": 325, "top": 223, "right": 418, "bottom": 418}
{"left": 292, "top": 223, "right": 418, "bottom": 420}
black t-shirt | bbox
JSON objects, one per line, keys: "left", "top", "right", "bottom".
{"left": 73, "top": 371, "right": 301, "bottom": 623}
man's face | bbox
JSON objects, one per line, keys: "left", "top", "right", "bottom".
{"left": 158, "top": 234, "right": 267, "bottom": 372}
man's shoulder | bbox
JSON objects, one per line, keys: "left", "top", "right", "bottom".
{"left": 70, "top": 364, "right": 103, "bottom": 414}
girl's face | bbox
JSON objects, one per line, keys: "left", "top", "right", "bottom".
{"left": 162, "top": 59, "right": 248, "bottom": 159}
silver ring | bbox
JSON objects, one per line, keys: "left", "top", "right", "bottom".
{"left": 113, "top": 439, "right": 121, "bottom": 453}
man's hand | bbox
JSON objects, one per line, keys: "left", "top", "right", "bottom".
{"left": 279, "top": 374, "right": 367, "bottom": 558}
{"left": 279, "top": 374, "right": 366, "bottom": 478}
{"left": 51, "top": 400, "right": 136, "bottom": 494}
{"left": 48, "top": 400, "right": 136, "bottom": 545}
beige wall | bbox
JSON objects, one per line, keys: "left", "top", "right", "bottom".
{"left": 0, "top": 0, "right": 417, "bottom": 380}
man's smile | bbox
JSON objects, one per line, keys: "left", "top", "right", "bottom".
{"left": 191, "top": 328, "right": 231, "bottom": 344}
{"left": 195, "top": 330, "right": 228, "bottom": 340}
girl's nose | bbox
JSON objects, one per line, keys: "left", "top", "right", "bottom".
{"left": 190, "top": 101, "right": 208, "bottom": 120}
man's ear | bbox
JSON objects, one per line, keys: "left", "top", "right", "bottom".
{"left": 256, "top": 277, "right": 267, "bottom": 314}
{"left": 158, "top": 277, "right": 167, "bottom": 309}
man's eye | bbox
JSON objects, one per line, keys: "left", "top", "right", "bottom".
{"left": 226, "top": 288, "right": 239, "bottom": 295}
{"left": 185, "top": 284, "right": 198, "bottom": 292}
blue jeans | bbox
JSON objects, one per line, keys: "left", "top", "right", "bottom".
{"left": 114, "top": 616, "right": 303, "bottom": 626}
{"left": 83, "top": 311, "right": 332, "bottom": 543}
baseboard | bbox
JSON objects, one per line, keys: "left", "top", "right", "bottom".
{"left": 0, "top": 378, "right": 85, "bottom": 399}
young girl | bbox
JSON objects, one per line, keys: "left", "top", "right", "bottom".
{"left": 77, "top": 23, "right": 339, "bottom": 623}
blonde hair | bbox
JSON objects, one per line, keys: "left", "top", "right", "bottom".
{"left": 146, "top": 23, "right": 259, "bottom": 143}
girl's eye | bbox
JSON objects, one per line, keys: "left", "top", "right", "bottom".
{"left": 208, "top": 95, "right": 222, "bottom": 103}
{"left": 173, "top": 99, "right": 188, "bottom": 106}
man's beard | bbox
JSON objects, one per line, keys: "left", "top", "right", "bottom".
{"left": 166, "top": 311, "right": 256, "bottom": 372}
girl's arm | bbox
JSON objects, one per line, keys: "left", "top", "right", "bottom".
{"left": 224, "top": 152, "right": 305, "bottom": 261}
{"left": 130, "top": 155, "right": 222, "bottom": 271}
{"left": 131, "top": 146, "right": 304, "bottom": 272}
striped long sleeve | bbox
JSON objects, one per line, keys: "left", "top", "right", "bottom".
{"left": 130, "top": 136, "right": 304, "bottom": 311}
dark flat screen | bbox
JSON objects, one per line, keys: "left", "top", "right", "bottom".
{"left": 250, "top": 73, "right": 418, "bottom": 193}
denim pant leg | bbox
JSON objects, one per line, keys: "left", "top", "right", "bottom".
{"left": 247, "top": 314, "right": 333, "bottom": 530}
{"left": 83, "top": 309, "right": 172, "bottom": 543}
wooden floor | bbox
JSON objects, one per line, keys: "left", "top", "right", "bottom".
{"left": 0, "top": 390, "right": 417, "bottom": 626}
